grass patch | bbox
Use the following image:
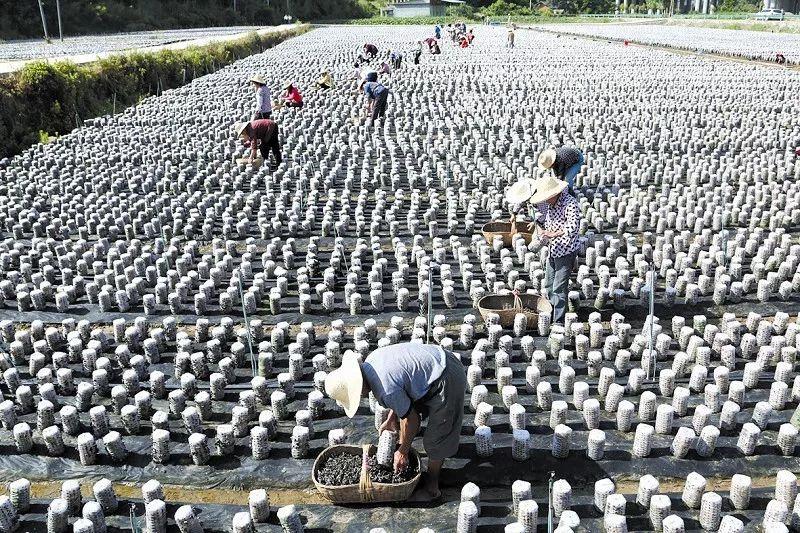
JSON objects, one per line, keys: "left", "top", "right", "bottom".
{"left": 0, "top": 26, "right": 309, "bottom": 160}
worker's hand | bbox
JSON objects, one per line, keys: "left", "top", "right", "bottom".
{"left": 379, "top": 411, "right": 399, "bottom": 433}
{"left": 393, "top": 449, "right": 409, "bottom": 473}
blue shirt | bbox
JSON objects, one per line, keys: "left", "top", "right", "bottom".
{"left": 362, "top": 343, "right": 446, "bottom": 418}
{"left": 363, "top": 81, "right": 387, "bottom": 100}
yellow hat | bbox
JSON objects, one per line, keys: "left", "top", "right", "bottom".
{"left": 324, "top": 352, "right": 363, "bottom": 418}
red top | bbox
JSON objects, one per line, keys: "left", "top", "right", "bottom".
{"left": 249, "top": 119, "right": 278, "bottom": 144}
{"left": 285, "top": 86, "right": 303, "bottom": 104}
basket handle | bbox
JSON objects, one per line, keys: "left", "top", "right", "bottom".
{"left": 512, "top": 289, "right": 523, "bottom": 311}
{"left": 359, "top": 444, "right": 374, "bottom": 502}
{"left": 510, "top": 213, "right": 517, "bottom": 236}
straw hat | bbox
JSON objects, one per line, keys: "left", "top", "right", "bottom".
{"left": 234, "top": 122, "right": 249, "bottom": 137}
{"left": 249, "top": 74, "right": 267, "bottom": 85}
{"left": 506, "top": 178, "right": 537, "bottom": 205}
{"left": 324, "top": 351, "right": 363, "bottom": 418}
{"left": 529, "top": 175, "right": 568, "bottom": 204}
{"left": 538, "top": 148, "right": 557, "bottom": 170}
{"left": 283, "top": 81, "right": 293, "bottom": 89}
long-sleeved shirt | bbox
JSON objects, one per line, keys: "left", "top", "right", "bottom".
{"left": 255, "top": 85, "right": 271, "bottom": 114}
{"left": 363, "top": 81, "right": 387, "bottom": 100}
{"left": 551, "top": 147, "right": 583, "bottom": 178}
{"left": 284, "top": 86, "right": 302, "bottom": 104}
{"left": 536, "top": 192, "right": 581, "bottom": 258}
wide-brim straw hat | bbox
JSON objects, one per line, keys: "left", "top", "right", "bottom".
{"left": 234, "top": 122, "right": 249, "bottom": 137}
{"left": 283, "top": 81, "right": 293, "bottom": 89}
{"left": 506, "top": 178, "right": 537, "bottom": 205}
{"left": 249, "top": 74, "right": 266, "bottom": 85}
{"left": 529, "top": 175, "right": 568, "bottom": 204}
{"left": 538, "top": 148, "right": 557, "bottom": 170}
{"left": 324, "top": 351, "right": 363, "bottom": 418}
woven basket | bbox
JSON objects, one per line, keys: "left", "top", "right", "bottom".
{"left": 312, "top": 444, "right": 421, "bottom": 504}
{"left": 234, "top": 156, "right": 264, "bottom": 168}
{"left": 482, "top": 220, "right": 536, "bottom": 247}
{"left": 477, "top": 293, "right": 552, "bottom": 329}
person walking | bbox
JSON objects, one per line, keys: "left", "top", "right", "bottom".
{"left": 249, "top": 74, "right": 272, "bottom": 120}
{"left": 361, "top": 79, "right": 389, "bottom": 125}
{"left": 234, "top": 119, "right": 282, "bottom": 170}
{"left": 506, "top": 175, "right": 581, "bottom": 325}
{"left": 538, "top": 146, "right": 584, "bottom": 192}
{"left": 324, "top": 343, "right": 466, "bottom": 500}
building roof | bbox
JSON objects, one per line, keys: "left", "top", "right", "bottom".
{"left": 390, "top": 0, "right": 465, "bottom": 5}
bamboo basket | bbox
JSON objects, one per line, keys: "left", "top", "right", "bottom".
{"left": 312, "top": 444, "right": 421, "bottom": 504}
{"left": 481, "top": 219, "right": 536, "bottom": 247}
{"left": 477, "top": 293, "right": 552, "bottom": 329}
{"left": 234, "top": 156, "right": 264, "bottom": 168}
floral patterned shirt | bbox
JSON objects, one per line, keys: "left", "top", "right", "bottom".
{"left": 536, "top": 192, "right": 581, "bottom": 258}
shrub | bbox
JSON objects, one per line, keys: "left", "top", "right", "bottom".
{"left": 0, "top": 26, "right": 309, "bottom": 159}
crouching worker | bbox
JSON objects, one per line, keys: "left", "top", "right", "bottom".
{"left": 361, "top": 79, "right": 389, "bottom": 125}
{"left": 235, "top": 119, "right": 282, "bottom": 170}
{"left": 316, "top": 70, "right": 333, "bottom": 90}
{"left": 325, "top": 343, "right": 466, "bottom": 500}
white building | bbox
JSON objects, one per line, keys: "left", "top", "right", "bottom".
{"left": 386, "top": 0, "right": 466, "bottom": 18}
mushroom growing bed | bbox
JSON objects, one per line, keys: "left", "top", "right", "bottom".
{"left": 0, "top": 23, "right": 798, "bottom": 532}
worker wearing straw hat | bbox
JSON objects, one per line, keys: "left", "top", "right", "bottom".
{"left": 234, "top": 119, "right": 282, "bottom": 170}
{"left": 279, "top": 81, "right": 303, "bottom": 109}
{"left": 507, "top": 175, "right": 581, "bottom": 324}
{"left": 249, "top": 74, "right": 272, "bottom": 120}
{"left": 316, "top": 69, "right": 334, "bottom": 90}
{"left": 538, "top": 146, "right": 584, "bottom": 193}
{"left": 325, "top": 343, "right": 466, "bottom": 501}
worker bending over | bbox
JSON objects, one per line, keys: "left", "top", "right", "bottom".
{"left": 361, "top": 80, "right": 390, "bottom": 125}
{"left": 538, "top": 146, "right": 584, "bottom": 193}
{"left": 235, "top": 119, "right": 282, "bottom": 170}
{"left": 325, "top": 343, "right": 466, "bottom": 500}
{"left": 507, "top": 175, "right": 581, "bottom": 325}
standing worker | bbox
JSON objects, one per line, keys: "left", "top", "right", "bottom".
{"left": 325, "top": 343, "right": 466, "bottom": 500}
{"left": 538, "top": 146, "right": 585, "bottom": 193}
{"left": 234, "top": 119, "right": 282, "bottom": 170}
{"left": 361, "top": 79, "right": 390, "bottom": 125}
{"left": 507, "top": 27, "right": 515, "bottom": 48}
{"left": 434, "top": 24, "right": 442, "bottom": 40}
{"left": 413, "top": 41, "right": 423, "bottom": 65}
{"left": 249, "top": 74, "right": 272, "bottom": 120}
{"left": 280, "top": 81, "right": 304, "bottom": 109}
{"left": 506, "top": 175, "right": 581, "bottom": 325}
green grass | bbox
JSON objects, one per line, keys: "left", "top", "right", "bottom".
{"left": 0, "top": 26, "right": 310, "bottom": 159}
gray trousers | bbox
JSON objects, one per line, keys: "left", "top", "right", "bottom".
{"left": 545, "top": 251, "right": 576, "bottom": 325}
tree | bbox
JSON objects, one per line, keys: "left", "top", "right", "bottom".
{"left": 447, "top": 3, "right": 478, "bottom": 18}
{"left": 481, "top": 0, "right": 533, "bottom": 16}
